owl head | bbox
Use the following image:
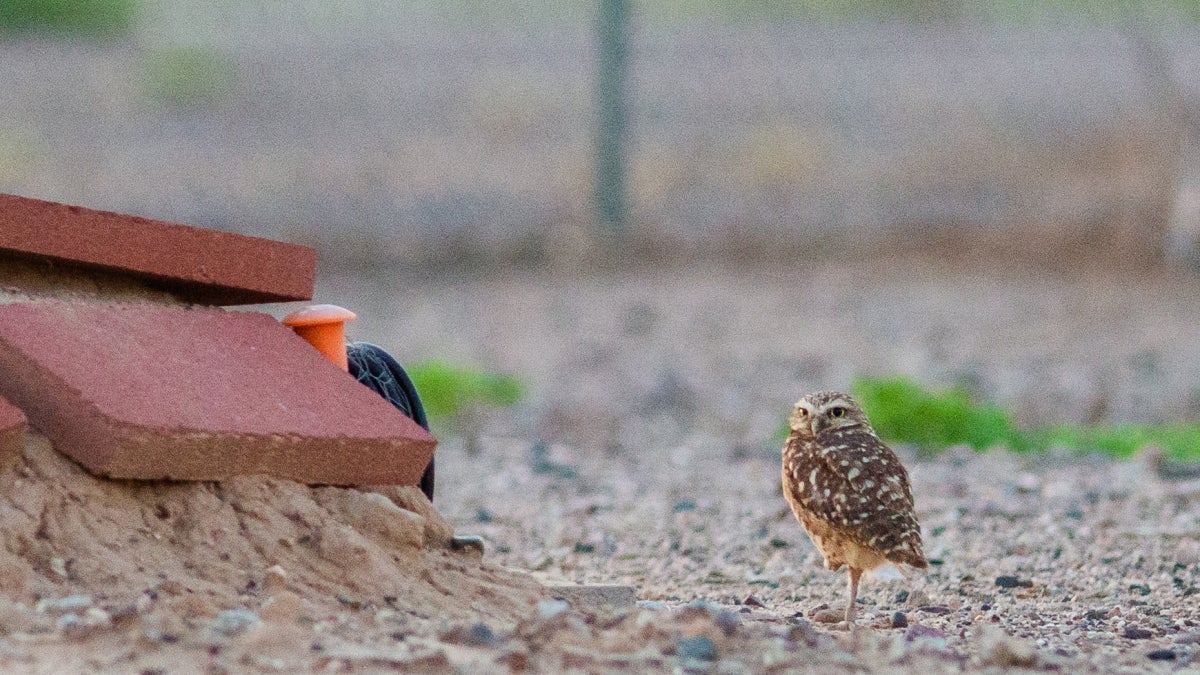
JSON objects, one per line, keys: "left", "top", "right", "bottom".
{"left": 788, "top": 391, "right": 874, "bottom": 438}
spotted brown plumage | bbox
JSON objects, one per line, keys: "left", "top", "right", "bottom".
{"left": 781, "top": 391, "right": 926, "bottom": 625}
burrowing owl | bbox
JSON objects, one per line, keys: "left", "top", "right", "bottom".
{"left": 781, "top": 391, "right": 926, "bottom": 624}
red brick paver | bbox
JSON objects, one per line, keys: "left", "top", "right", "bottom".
{"left": 0, "top": 301, "right": 435, "bottom": 485}
{"left": 0, "top": 193, "right": 315, "bottom": 305}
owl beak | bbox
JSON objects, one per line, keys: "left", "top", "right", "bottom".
{"left": 811, "top": 416, "right": 829, "bottom": 435}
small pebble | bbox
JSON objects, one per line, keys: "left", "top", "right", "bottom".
{"left": 891, "top": 611, "right": 909, "bottom": 628}
{"left": 905, "top": 590, "right": 930, "bottom": 607}
{"left": 84, "top": 607, "right": 111, "bottom": 627}
{"left": 676, "top": 635, "right": 718, "bottom": 662}
{"left": 787, "top": 619, "right": 820, "bottom": 647}
{"left": 135, "top": 591, "right": 156, "bottom": 614}
{"left": 106, "top": 602, "right": 140, "bottom": 624}
{"left": 37, "top": 595, "right": 93, "bottom": 615}
{"left": 537, "top": 600, "right": 570, "bottom": 620}
{"left": 1146, "top": 649, "right": 1176, "bottom": 661}
{"left": 895, "top": 590, "right": 909, "bottom": 604}
{"left": 714, "top": 609, "right": 741, "bottom": 636}
{"left": 995, "top": 576, "right": 1033, "bottom": 589}
{"left": 813, "top": 608, "right": 843, "bottom": 624}
{"left": 55, "top": 607, "right": 111, "bottom": 640}
{"left": 741, "top": 594, "right": 766, "bottom": 608}
{"left": 450, "top": 535, "right": 486, "bottom": 556}
{"left": 56, "top": 613, "right": 84, "bottom": 637}
{"left": 905, "top": 624, "right": 947, "bottom": 641}
{"left": 1016, "top": 473, "right": 1040, "bottom": 492}
{"left": 210, "top": 609, "right": 262, "bottom": 638}
{"left": 264, "top": 565, "right": 287, "bottom": 593}
{"left": 461, "top": 622, "right": 500, "bottom": 647}
{"left": 918, "top": 605, "right": 952, "bottom": 615}
{"left": 1123, "top": 626, "right": 1153, "bottom": 640}
{"left": 682, "top": 600, "right": 722, "bottom": 616}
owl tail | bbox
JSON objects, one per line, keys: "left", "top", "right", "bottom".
{"left": 887, "top": 543, "right": 928, "bottom": 570}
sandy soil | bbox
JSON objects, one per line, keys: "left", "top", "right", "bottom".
{"left": 0, "top": 260, "right": 1198, "bottom": 672}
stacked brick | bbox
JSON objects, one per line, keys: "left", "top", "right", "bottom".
{"left": 0, "top": 193, "right": 434, "bottom": 486}
{"left": 0, "top": 395, "right": 25, "bottom": 466}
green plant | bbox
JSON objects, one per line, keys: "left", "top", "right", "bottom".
{"left": 0, "top": 0, "right": 137, "bottom": 37}
{"left": 143, "top": 47, "right": 235, "bottom": 107}
{"left": 1026, "top": 424, "right": 1200, "bottom": 460}
{"left": 843, "top": 375, "right": 1200, "bottom": 460}
{"left": 406, "top": 360, "right": 524, "bottom": 421}
{"left": 851, "top": 376, "right": 1025, "bottom": 453}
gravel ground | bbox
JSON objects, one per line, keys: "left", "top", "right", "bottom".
{"left": 332, "top": 258, "right": 1200, "bottom": 672}
{"left": 0, "top": 259, "right": 1197, "bottom": 672}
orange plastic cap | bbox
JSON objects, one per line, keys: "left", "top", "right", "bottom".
{"left": 282, "top": 304, "right": 357, "bottom": 370}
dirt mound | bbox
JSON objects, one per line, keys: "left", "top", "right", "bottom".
{"left": 0, "top": 434, "right": 544, "bottom": 670}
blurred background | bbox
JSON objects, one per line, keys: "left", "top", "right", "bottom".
{"left": 4, "top": 0, "right": 1200, "bottom": 272}
{"left": 3, "top": 0, "right": 1200, "bottom": 450}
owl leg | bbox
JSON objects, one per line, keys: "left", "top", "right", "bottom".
{"left": 845, "top": 567, "right": 862, "bottom": 624}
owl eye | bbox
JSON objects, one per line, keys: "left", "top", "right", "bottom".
{"left": 796, "top": 408, "right": 808, "bottom": 417}
{"left": 829, "top": 407, "right": 846, "bottom": 418}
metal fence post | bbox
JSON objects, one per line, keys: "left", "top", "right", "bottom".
{"left": 595, "top": 0, "right": 630, "bottom": 237}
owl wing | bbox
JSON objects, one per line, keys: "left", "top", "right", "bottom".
{"left": 787, "top": 429, "right": 925, "bottom": 566}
